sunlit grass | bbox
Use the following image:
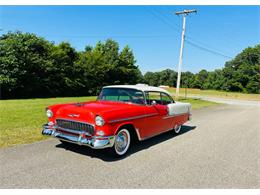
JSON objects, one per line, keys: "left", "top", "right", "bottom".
{"left": 167, "top": 88, "right": 260, "bottom": 101}
{"left": 0, "top": 96, "right": 217, "bottom": 148}
{"left": 0, "top": 96, "right": 95, "bottom": 148}
{"left": 178, "top": 97, "right": 219, "bottom": 110}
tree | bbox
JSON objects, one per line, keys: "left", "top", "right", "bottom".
{"left": 75, "top": 40, "right": 143, "bottom": 95}
{"left": 0, "top": 31, "right": 53, "bottom": 98}
{"left": 1, "top": 31, "right": 259, "bottom": 99}
{"left": 117, "top": 45, "right": 142, "bottom": 84}
{"left": 192, "top": 69, "right": 208, "bottom": 89}
{"left": 181, "top": 71, "right": 195, "bottom": 88}
{"left": 222, "top": 44, "right": 260, "bottom": 93}
{"left": 48, "top": 42, "right": 79, "bottom": 96}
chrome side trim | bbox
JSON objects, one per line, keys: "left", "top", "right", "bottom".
{"left": 108, "top": 113, "right": 158, "bottom": 123}
{"left": 163, "top": 112, "right": 188, "bottom": 119}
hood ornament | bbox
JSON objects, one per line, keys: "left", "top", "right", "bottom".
{"left": 68, "top": 114, "right": 80, "bottom": 118}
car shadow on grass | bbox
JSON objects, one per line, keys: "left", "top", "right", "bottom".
{"left": 55, "top": 125, "right": 196, "bottom": 162}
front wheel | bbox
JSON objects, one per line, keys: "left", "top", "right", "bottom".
{"left": 109, "top": 128, "right": 131, "bottom": 157}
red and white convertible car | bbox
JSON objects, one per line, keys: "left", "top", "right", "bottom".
{"left": 42, "top": 84, "right": 191, "bottom": 157}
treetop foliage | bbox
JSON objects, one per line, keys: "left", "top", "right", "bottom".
{"left": 0, "top": 32, "right": 142, "bottom": 99}
{"left": 144, "top": 45, "right": 260, "bottom": 94}
{"left": 0, "top": 31, "right": 259, "bottom": 99}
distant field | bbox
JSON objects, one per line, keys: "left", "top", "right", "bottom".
{"left": 0, "top": 96, "right": 217, "bottom": 148}
{"left": 167, "top": 88, "right": 260, "bottom": 101}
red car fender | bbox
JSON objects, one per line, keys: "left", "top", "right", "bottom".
{"left": 113, "top": 121, "right": 138, "bottom": 138}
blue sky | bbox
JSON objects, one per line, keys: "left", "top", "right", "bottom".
{"left": 1, "top": 5, "right": 259, "bottom": 73}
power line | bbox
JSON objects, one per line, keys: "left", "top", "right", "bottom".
{"left": 144, "top": 7, "right": 236, "bottom": 60}
{"left": 144, "top": 6, "right": 181, "bottom": 34}
{"left": 185, "top": 36, "right": 234, "bottom": 57}
{"left": 186, "top": 22, "right": 247, "bottom": 49}
{"left": 185, "top": 39, "right": 233, "bottom": 59}
{"left": 151, "top": 7, "right": 180, "bottom": 30}
{"left": 169, "top": 8, "right": 246, "bottom": 49}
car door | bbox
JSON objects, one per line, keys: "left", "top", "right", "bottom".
{"left": 144, "top": 91, "right": 169, "bottom": 137}
{"left": 160, "top": 92, "right": 175, "bottom": 130}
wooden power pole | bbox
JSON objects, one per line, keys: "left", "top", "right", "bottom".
{"left": 175, "top": 9, "right": 197, "bottom": 98}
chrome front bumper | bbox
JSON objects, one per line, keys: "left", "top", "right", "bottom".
{"left": 42, "top": 124, "right": 115, "bottom": 149}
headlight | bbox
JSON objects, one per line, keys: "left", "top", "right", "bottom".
{"left": 46, "top": 109, "right": 53, "bottom": 118}
{"left": 95, "top": 116, "right": 105, "bottom": 126}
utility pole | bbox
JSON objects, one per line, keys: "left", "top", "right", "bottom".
{"left": 175, "top": 9, "right": 197, "bottom": 98}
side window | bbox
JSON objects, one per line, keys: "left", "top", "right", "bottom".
{"left": 161, "top": 93, "right": 173, "bottom": 105}
{"left": 146, "top": 92, "right": 162, "bottom": 105}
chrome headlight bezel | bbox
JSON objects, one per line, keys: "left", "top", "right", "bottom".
{"left": 95, "top": 115, "right": 105, "bottom": 126}
{"left": 46, "top": 109, "right": 53, "bottom": 118}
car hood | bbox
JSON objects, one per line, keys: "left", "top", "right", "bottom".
{"left": 54, "top": 101, "right": 133, "bottom": 123}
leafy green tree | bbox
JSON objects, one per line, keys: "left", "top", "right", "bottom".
{"left": 144, "top": 69, "right": 177, "bottom": 87}
{"left": 202, "top": 69, "right": 226, "bottom": 90}
{"left": 0, "top": 32, "right": 144, "bottom": 98}
{"left": 181, "top": 71, "right": 195, "bottom": 88}
{"left": 222, "top": 44, "right": 260, "bottom": 93}
{"left": 75, "top": 40, "right": 142, "bottom": 95}
{"left": 144, "top": 72, "right": 159, "bottom": 86}
{"left": 48, "top": 42, "right": 79, "bottom": 96}
{"left": 192, "top": 69, "right": 208, "bottom": 89}
{"left": 1, "top": 31, "right": 259, "bottom": 99}
{"left": 0, "top": 31, "right": 53, "bottom": 98}
{"left": 118, "top": 45, "right": 143, "bottom": 84}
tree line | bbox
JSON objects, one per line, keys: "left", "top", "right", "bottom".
{"left": 0, "top": 32, "right": 259, "bottom": 99}
{"left": 0, "top": 32, "right": 143, "bottom": 99}
{"left": 144, "top": 44, "right": 260, "bottom": 94}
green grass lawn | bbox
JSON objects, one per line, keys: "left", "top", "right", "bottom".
{"left": 167, "top": 88, "right": 260, "bottom": 101}
{"left": 0, "top": 96, "right": 218, "bottom": 148}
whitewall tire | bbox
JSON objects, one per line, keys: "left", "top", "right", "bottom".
{"left": 174, "top": 125, "right": 182, "bottom": 134}
{"left": 110, "top": 128, "right": 131, "bottom": 157}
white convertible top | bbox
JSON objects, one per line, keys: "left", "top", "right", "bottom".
{"left": 103, "top": 84, "right": 172, "bottom": 96}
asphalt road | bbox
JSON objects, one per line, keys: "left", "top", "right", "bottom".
{"left": 0, "top": 103, "right": 259, "bottom": 188}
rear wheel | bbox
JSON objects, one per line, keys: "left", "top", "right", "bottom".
{"left": 109, "top": 128, "right": 131, "bottom": 157}
{"left": 174, "top": 125, "right": 182, "bottom": 134}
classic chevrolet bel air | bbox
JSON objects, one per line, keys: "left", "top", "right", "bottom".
{"left": 42, "top": 84, "right": 191, "bottom": 157}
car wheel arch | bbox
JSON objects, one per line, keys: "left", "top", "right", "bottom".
{"left": 115, "top": 123, "right": 140, "bottom": 142}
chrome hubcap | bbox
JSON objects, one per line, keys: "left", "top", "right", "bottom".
{"left": 115, "top": 130, "right": 129, "bottom": 154}
{"left": 174, "top": 125, "right": 181, "bottom": 133}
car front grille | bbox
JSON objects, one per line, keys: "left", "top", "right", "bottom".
{"left": 56, "top": 119, "right": 94, "bottom": 135}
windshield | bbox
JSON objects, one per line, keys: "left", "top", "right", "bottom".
{"left": 98, "top": 88, "right": 145, "bottom": 105}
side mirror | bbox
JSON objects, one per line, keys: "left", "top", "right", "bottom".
{"left": 151, "top": 100, "right": 157, "bottom": 105}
